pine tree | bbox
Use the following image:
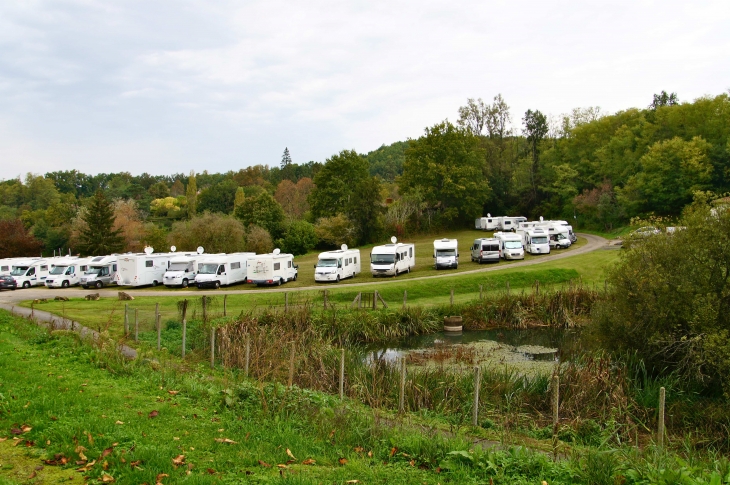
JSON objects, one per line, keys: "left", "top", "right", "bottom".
{"left": 77, "top": 190, "right": 124, "bottom": 256}
{"left": 281, "top": 147, "right": 292, "bottom": 169}
{"left": 186, "top": 170, "right": 197, "bottom": 218}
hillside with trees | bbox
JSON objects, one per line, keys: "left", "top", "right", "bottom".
{"left": 1, "top": 91, "right": 728, "bottom": 257}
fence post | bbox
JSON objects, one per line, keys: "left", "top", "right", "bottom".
{"left": 210, "top": 327, "right": 215, "bottom": 369}
{"left": 373, "top": 291, "right": 377, "bottom": 310}
{"left": 288, "top": 341, "right": 296, "bottom": 388}
{"left": 181, "top": 299, "right": 188, "bottom": 359}
{"left": 398, "top": 357, "right": 406, "bottom": 414}
{"left": 202, "top": 296, "right": 207, "bottom": 323}
{"left": 479, "top": 284, "right": 483, "bottom": 300}
{"left": 535, "top": 280, "right": 540, "bottom": 295}
{"left": 134, "top": 309, "right": 138, "bottom": 342}
{"left": 552, "top": 375, "right": 560, "bottom": 457}
{"left": 124, "top": 303, "right": 129, "bottom": 336}
{"left": 156, "top": 313, "right": 161, "bottom": 351}
{"left": 223, "top": 295, "right": 227, "bottom": 317}
{"left": 155, "top": 302, "right": 159, "bottom": 329}
{"left": 658, "top": 386, "right": 666, "bottom": 447}
{"left": 339, "top": 348, "right": 345, "bottom": 400}
{"left": 244, "top": 333, "right": 250, "bottom": 377}
{"left": 450, "top": 288, "right": 454, "bottom": 306}
{"left": 357, "top": 292, "right": 361, "bottom": 310}
{"left": 403, "top": 290, "right": 407, "bottom": 310}
{"left": 472, "top": 366, "right": 481, "bottom": 426}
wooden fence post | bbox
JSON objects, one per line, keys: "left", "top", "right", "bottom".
{"left": 210, "top": 327, "right": 215, "bottom": 369}
{"left": 223, "top": 295, "right": 227, "bottom": 317}
{"left": 244, "top": 333, "right": 250, "bottom": 377}
{"left": 134, "top": 309, "right": 138, "bottom": 342}
{"left": 156, "top": 313, "right": 161, "bottom": 351}
{"left": 552, "top": 375, "right": 560, "bottom": 457}
{"left": 479, "top": 284, "right": 483, "bottom": 300}
{"left": 472, "top": 366, "right": 481, "bottom": 426}
{"left": 202, "top": 296, "right": 207, "bottom": 323}
{"left": 658, "top": 386, "right": 666, "bottom": 447}
{"left": 339, "top": 348, "right": 345, "bottom": 400}
{"left": 181, "top": 299, "right": 188, "bottom": 359}
{"left": 535, "top": 280, "right": 540, "bottom": 295}
{"left": 288, "top": 341, "right": 296, "bottom": 387}
{"left": 373, "top": 291, "right": 377, "bottom": 310}
{"left": 398, "top": 357, "right": 406, "bottom": 414}
{"left": 124, "top": 303, "right": 129, "bottom": 336}
{"left": 357, "top": 292, "right": 361, "bottom": 310}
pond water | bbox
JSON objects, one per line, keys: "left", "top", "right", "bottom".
{"left": 365, "top": 327, "right": 581, "bottom": 375}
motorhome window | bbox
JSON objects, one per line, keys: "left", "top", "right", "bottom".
{"left": 231, "top": 262, "right": 241, "bottom": 270}
{"left": 145, "top": 260, "right": 153, "bottom": 267}
{"left": 27, "top": 268, "right": 35, "bottom": 276}
{"left": 371, "top": 254, "right": 395, "bottom": 264}
{"left": 0, "top": 266, "right": 7, "bottom": 271}
{"left": 482, "top": 244, "right": 499, "bottom": 252}
{"left": 436, "top": 249, "right": 456, "bottom": 257}
{"left": 288, "top": 261, "right": 292, "bottom": 268}
{"left": 409, "top": 248, "right": 413, "bottom": 258}
{"left": 113, "top": 264, "right": 117, "bottom": 271}
{"left": 10, "top": 267, "right": 27, "bottom": 276}
{"left": 533, "top": 236, "right": 549, "bottom": 244}
{"left": 86, "top": 267, "right": 102, "bottom": 275}
{"left": 317, "top": 259, "right": 337, "bottom": 267}
{"left": 504, "top": 241, "right": 522, "bottom": 249}
{"left": 101, "top": 267, "right": 109, "bottom": 276}
{"left": 344, "top": 259, "right": 348, "bottom": 266}
{"left": 80, "top": 266, "right": 87, "bottom": 271}
{"left": 354, "top": 257, "right": 358, "bottom": 264}
{"left": 274, "top": 263, "right": 281, "bottom": 271}
{"left": 40, "top": 266, "right": 48, "bottom": 271}
{"left": 66, "top": 267, "right": 74, "bottom": 275}
{"left": 199, "top": 263, "right": 218, "bottom": 274}
{"left": 50, "top": 266, "right": 66, "bottom": 275}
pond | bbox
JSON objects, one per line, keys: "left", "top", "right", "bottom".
{"left": 365, "top": 327, "right": 581, "bottom": 375}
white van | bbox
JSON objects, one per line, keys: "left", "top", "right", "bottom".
{"left": 45, "top": 257, "right": 92, "bottom": 288}
{"left": 433, "top": 238, "right": 459, "bottom": 269}
{"left": 114, "top": 249, "right": 172, "bottom": 287}
{"left": 314, "top": 247, "right": 361, "bottom": 283}
{"left": 246, "top": 250, "right": 298, "bottom": 286}
{"left": 494, "top": 232, "right": 525, "bottom": 260}
{"left": 80, "top": 256, "right": 118, "bottom": 288}
{"left": 196, "top": 253, "right": 255, "bottom": 289}
{"left": 10, "top": 258, "right": 50, "bottom": 288}
{"left": 163, "top": 253, "right": 204, "bottom": 288}
{"left": 518, "top": 228, "right": 551, "bottom": 255}
{"left": 499, "top": 216, "right": 527, "bottom": 232}
{"left": 370, "top": 238, "right": 415, "bottom": 277}
{"left": 475, "top": 214, "right": 500, "bottom": 231}
{"left": 550, "top": 220, "right": 577, "bottom": 243}
{"left": 0, "top": 258, "right": 17, "bottom": 276}
{"left": 471, "top": 238, "right": 501, "bottom": 263}
{"left": 537, "top": 222, "right": 572, "bottom": 249}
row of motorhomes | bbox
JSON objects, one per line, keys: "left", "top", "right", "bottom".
{"left": 476, "top": 215, "right": 577, "bottom": 249}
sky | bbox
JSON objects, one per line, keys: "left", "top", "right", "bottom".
{"left": 1, "top": 0, "right": 729, "bottom": 180}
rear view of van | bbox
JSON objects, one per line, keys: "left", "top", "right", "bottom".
{"left": 471, "top": 238, "right": 500, "bottom": 264}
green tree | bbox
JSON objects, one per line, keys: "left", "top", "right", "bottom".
{"left": 148, "top": 181, "right": 170, "bottom": 199}
{"left": 168, "top": 213, "right": 246, "bottom": 254}
{"left": 186, "top": 171, "right": 197, "bottom": 218}
{"left": 76, "top": 190, "right": 124, "bottom": 256}
{"left": 399, "top": 121, "right": 488, "bottom": 226}
{"left": 234, "top": 191, "right": 286, "bottom": 238}
{"left": 349, "top": 176, "right": 385, "bottom": 244}
{"left": 278, "top": 220, "right": 318, "bottom": 255}
{"left": 309, "top": 150, "right": 369, "bottom": 220}
{"left": 197, "top": 179, "right": 238, "bottom": 214}
{"left": 650, "top": 90, "right": 679, "bottom": 110}
{"left": 523, "top": 109, "right": 549, "bottom": 205}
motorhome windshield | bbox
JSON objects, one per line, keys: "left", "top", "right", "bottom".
{"left": 169, "top": 262, "right": 191, "bottom": 271}
{"left": 435, "top": 249, "right": 456, "bottom": 257}
{"left": 371, "top": 254, "right": 395, "bottom": 264}
{"left": 317, "top": 259, "right": 338, "bottom": 267}
{"left": 504, "top": 241, "right": 522, "bottom": 249}
{"left": 198, "top": 263, "right": 218, "bottom": 274}
{"left": 10, "top": 267, "right": 28, "bottom": 276}
{"left": 49, "top": 266, "right": 67, "bottom": 275}
{"left": 85, "top": 266, "right": 103, "bottom": 275}
{"left": 532, "top": 236, "right": 549, "bottom": 244}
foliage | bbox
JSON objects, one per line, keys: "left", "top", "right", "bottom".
{"left": 76, "top": 190, "right": 125, "bottom": 256}
{"left": 314, "top": 214, "right": 357, "bottom": 248}
{"left": 185, "top": 171, "right": 197, "bottom": 217}
{"left": 149, "top": 196, "right": 186, "bottom": 218}
{"left": 365, "top": 141, "right": 408, "bottom": 181}
{"left": 0, "top": 219, "right": 43, "bottom": 257}
{"left": 168, "top": 213, "right": 246, "bottom": 254}
{"left": 234, "top": 190, "right": 286, "bottom": 238}
{"left": 196, "top": 178, "right": 238, "bottom": 214}
{"left": 279, "top": 220, "right": 318, "bottom": 256}
{"left": 244, "top": 224, "right": 274, "bottom": 254}
{"left": 111, "top": 199, "right": 146, "bottom": 252}
{"left": 309, "top": 149, "right": 370, "bottom": 220}
{"left": 274, "top": 177, "right": 314, "bottom": 220}
{"left": 400, "top": 121, "right": 489, "bottom": 226}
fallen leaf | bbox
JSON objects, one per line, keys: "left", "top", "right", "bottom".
{"left": 148, "top": 410, "right": 159, "bottom": 419}
{"left": 168, "top": 390, "right": 179, "bottom": 395}
{"left": 353, "top": 446, "right": 363, "bottom": 453}
{"left": 345, "top": 481, "right": 360, "bottom": 484}
{"left": 367, "top": 450, "right": 373, "bottom": 458}
{"left": 0, "top": 437, "right": 6, "bottom": 442}
{"left": 286, "top": 448, "right": 296, "bottom": 460}
{"left": 409, "top": 459, "right": 415, "bottom": 466}
{"left": 276, "top": 464, "right": 288, "bottom": 469}
{"left": 338, "top": 457, "right": 348, "bottom": 465}
{"left": 328, "top": 429, "right": 335, "bottom": 439}
{"left": 78, "top": 451, "right": 87, "bottom": 461}
{"left": 10, "top": 428, "right": 22, "bottom": 435}
{"left": 21, "top": 425, "right": 32, "bottom": 433}
{"left": 35, "top": 466, "right": 43, "bottom": 471}
{"left": 102, "top": 447, "right": 114, "bottom": 458}
{"left": 285, "top": 459, "right": 296, "bottom": 465}
{"left": 301, "top": 458, "right": 316, "bottom": 465}
{"left": 389, "top": 447, "right": 398, "bottom": 457}
{"left": 217, "top": 428, "right": 224, "bottom": 433}
{"left": 172, "top": 455, "right": 186, "bottom": 467}
{"left": 103, "top": 460, "right": 109, "bottom": 470}
{"left": 155, "top": 472, "right": 168, "bottom": 484}
{"left": 101, "top": 474, "right": 115, "bottom": 483}
{"left": 29, "top": 471, "right": 37, "bottom": 479}
{"left": 173, "top": 437, "right": 180, "bottom": 441}
{"left": 258, "top": 460, "right": 271, "bottom": 468}
{"left": 115, "top": 421, "right": 124, "bottom": 425}
{"left": 206, "top": 468, "right": 216, "bottom": 474}
{"left": 86, "top": 432, "right": 94, "bottom": 445}
{"left": 214, "top": 438, "right": 237, "bottom": 444}
{"left": 130, "top": 460, "right": 141, "bottom": 467}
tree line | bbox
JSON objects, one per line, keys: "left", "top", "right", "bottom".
{"left": 1, "top": 91, "right": 728, "bottom": 257}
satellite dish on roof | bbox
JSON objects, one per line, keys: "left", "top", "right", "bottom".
{"left": 341, "top": 244, "right": 348, "bottom": 251}
{"left": 197, "top": 246, "right": 204, "bottom": 254}
{"left": 144, "top": 246, "right": 153, "bottom": 255}
{"left": 539, "top": 216, "right": 544, "bottom": 222}
{"left": 390, "top": 236, "right": 397, "bottom": 244}
{"left": 170, "top": 246, "right": 177, "bottom": 253}
{"left": 487, "top": 213, "right": 491, "bottom": 217}
{"left": 273, "top": 248, "right": 281, "bottom": 255}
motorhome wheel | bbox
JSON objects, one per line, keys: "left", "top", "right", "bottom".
{"left": 94, "top": 281, "right": 103, "bottom": 289}
{"left": 151, "top": 281, "right": 158, "bottom": 287}
{"left": 336, "top": 275, "right": 340, "bottom": 283}
{"left": 181, "top": 279, "right": 188, "bottom": 288}
{"left": 214, "top": 281, "right": 220, "bottom": 289}
{"left": 407, "top": 267, "right": 410, "bottom": 273}
{"left": 293, "top": 273, "right": 297, "bottom": 281}
{"left": 277, "top": 278, "right": 282, "bottom": 286}
{"left": 62, "top": 280, "right": 69, "bottom": 288}
{"left": 23, "top": 281, "right": 30, "bottom": 289}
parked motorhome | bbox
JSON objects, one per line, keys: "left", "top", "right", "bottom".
{"left": 370, "top": 238, "right": 415, "bottom": 277}
{"left": 196, "top": 253, "right": 255, "bottom": 288}
{"left": 499, "top": 216, "right": 527, "bottom": 232}
{"left": 494, "top": 232, "right": 525, "bottom": 260}
{"left": 163, "top": 253, "right": 204, "bottom": 288}
{"left": 45, "top": 257, "right": 92, "bottom": 288}
{"left": 246, "top": 250, "right": 297, "bottom": 286}
{"left": 536, "top": 222, "right": 572, "bottom": 249}
{"left": 550, "top": 220, "right": 577, "bottom": 243}
{"left": 475, "top": 214, "right": 500, "bottom": 231}
{"left": 10, "top": 258, "right": 50, "bottom": 288}
{"left": 517, "top": 228, "right": 551, "bottom": 255}
{"left": 314, "top": 247, "right": 361, "bottom": 283}
{"left": 114, "top": 250, "right": 171, "bottom": 287}
{"left": 433, "top": 238, "right": 459, "bottom": 269}
{"left": 80, "top": 256, "right": 118, "bottom": 288}
{"left": 471, "top": 238, "right": 501, "bottom": 264}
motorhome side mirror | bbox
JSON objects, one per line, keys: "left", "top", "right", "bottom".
{"left": 314, "top": 264, "right": 316, "bottom": 269}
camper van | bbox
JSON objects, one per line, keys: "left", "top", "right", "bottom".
{"left": 80, "top": 256, "right": 118, "bottom": 288}
{"left": 370, "top": 238, "right": 415, "bottom": 277}
{"left": 114, "top": 250, "right": 172, "bottom": 287}
{"left": 45, "top": 257, "right": 92, "bottom": 288}
{"left": 246, "top": 250, "right": 298, "bottom": 286}
{"left": 494, "top": 232, "right": 525, "bottom": 260}
{"left": 10, "top": 258, "right": 50, "bottom": 288}
{"left": 314, "top": 247, "right": 361, "bottom": 283}
{"left": 475, "top": 214, "right": 500, "bottom": 231}
{"left": 471, "top": 238, "right": 501, "bottom": 264}
{"left": 196, "top": 253, "right": 255, "bottom": 288}
{"left": 550, "top": 220, "right": 577, "bottom": 243}
{"left": 163, "top": 253, "right": 204, "bottom": 288}
{"left": 499, "top": 216, "right": 527, "bottom": 232}
{"left": 535, "top": 221, "right": 572, "bottom": 249}
{"left": 433, "top": 238, "right": 459, "bottom": 269}
{"left": 517, "top": 228, "right": 551, "bottom": 255}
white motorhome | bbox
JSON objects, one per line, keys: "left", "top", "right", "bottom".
{"left": 494, "top": 232, "right": 525, "bottom": 260}
{"left": 550, "top": 220, "right": 577, "bottom": 243}
{"left": 0, "top": 258, "right": 25, "bottom": 276}
{"left": 80, "top": 256, "right": 119, "bottom": 288}
{"left": 475, "top": 214, "right": 501, "bottom": 231}
{"left": 196, "top": 252, "right": 255, "bottom": 289}
{"left": 314, "top": 246, "right": 361, "bottom": 283}
{"left": 246, "top": 250, "right": 298, "bottom": 286}
{"left": 537, "top": 222, "right": 572, "bottom": 249}
{"left": 45, "top": 257, "right": 92, "bottom": 288}
{"left": 163, "top": 251, "right": 204, "bottom": 288}
{"left": 470, "top": 238, "right": 500, "bottom": 264}
{"left": 10, "top": 258, "right": 50, "bottom": 288}
{"left": 433, "top": 238, "right": 459, "bottom": 269}
{"left": 114, "top": 249, "right": 172, "bottom": 287}
{"left": 370, "top": 238, "right": 415, "bottom": 277}
{"left": 517, "top": 228, "right": 551, "bottom": 255}
{"left": 499, "top": 216, "right": 527, "bottom": 232}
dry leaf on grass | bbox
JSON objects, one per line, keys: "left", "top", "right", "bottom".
{"left": 286, "top": 448, "right": 296, "bottom": 460}
{"left": 148, "top": 410, "right": 159, "bottom": 419}
{"left": 301, "top": 458, "right": 316, "bottom": 465}
{"left": 214, "top": 438, "right": 237, "bottom": 444}
{"left": 258, "top": 460, "right": 271, "bottom": 468}
{"left": 172, "top": 455, "right": 186, "bottom": 467}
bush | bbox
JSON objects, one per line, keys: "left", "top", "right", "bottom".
{"left": 314, "top": 214, "right": 356, "bottom": 248}
{"left": 279, "top": 220, "right": 318, "bottom": 256}
{"left": 168, "top": 213, "right": 246, "bottom": 253}
{"left": 245, "top": 225, "right": 273, "bottom": 254}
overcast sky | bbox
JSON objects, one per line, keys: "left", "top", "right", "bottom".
{"left": 1, "top": 0, "right": 728, "bottom": 180}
